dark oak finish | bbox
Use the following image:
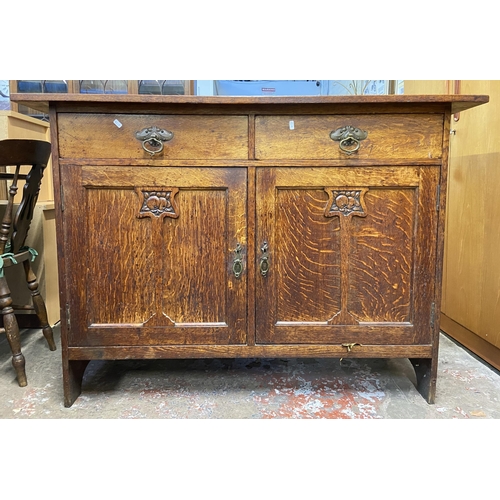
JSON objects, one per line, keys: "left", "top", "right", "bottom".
{"left": 9, "top": 94, "right": 488, "bottom": 407}
{"left": 0, "top": 139, "right": 56, "bottom": 387}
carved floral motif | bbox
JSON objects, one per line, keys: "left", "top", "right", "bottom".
{"left": 324, "top": 188, "right": 369, "bottom": 218}
{"left": 135, "top": 187, "right": 179, "bottom": 220}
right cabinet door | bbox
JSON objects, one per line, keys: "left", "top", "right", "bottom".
{"left": 255, "top": 166, "right": 440, "bottom": 346}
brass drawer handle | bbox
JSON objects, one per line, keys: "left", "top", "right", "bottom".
{"left": 330, "top": 126, "right": 368, "bottom": 155}
{"left": 232, "top": 243, "right": 244, "bottom": 279}
{"left": 260, "top": 241, "right": 269, "bottom": 277}
{"left": 135, "top": 126, "right": 174, "bottom": 156}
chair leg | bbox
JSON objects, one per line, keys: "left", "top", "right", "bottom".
{"left": 0, "top": 278, "right": 27, "bottom": 386}
{"left": 23, "top": 260, "right": 56, "bottom": 351}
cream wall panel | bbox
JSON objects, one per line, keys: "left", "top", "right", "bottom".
{"left": 445, "top": 80, "right": 500, "bottom": 349}
{"left": 404, "top": 80, "right": 500, "bottom": 368}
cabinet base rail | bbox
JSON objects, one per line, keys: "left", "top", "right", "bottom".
{"left": 63, "top": 344, "right": 437, "bottom": 407}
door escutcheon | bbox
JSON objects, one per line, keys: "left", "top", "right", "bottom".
{"left": 232, "top": 243, "right": 244, "bottom": 279}
{"left": 260, "top": 241, "right": 269, "bottom": 277}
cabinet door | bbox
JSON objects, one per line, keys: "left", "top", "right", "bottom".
{"left": 256, "top": 167, "right": 439, "bottom": 346}
{"left": 62, "top": 166, "right": 247, "bottom": 346}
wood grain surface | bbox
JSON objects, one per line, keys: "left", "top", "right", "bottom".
{"left": 58, "top": 114, "right": 249, "bottom": 160}
{"left": 256, "top": 166, "right": 438, "bottom": 345}
{"left": 33, "top": 94, "right": 488, "bottom": 405}
{"left": 255, "top": 114, "right": 443, "bottom": 160}
{"left": 62, "top": 166, "right": 247, "bottom": 346}
{"left": 10, "top": 92, "right": 489, "bottom": 116}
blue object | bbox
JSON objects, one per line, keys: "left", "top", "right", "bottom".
{"left": 215, "top": 80, "right": 322, "bottom": 96}
{"left": 18, "top": 81, "right": 43, "bottom": 93}
{"left": 44, "top": 81, "right": 68, "bottom": 93}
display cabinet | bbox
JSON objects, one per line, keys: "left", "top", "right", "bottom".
{"left": 9, "top": 80, "right": 194, "bottom": 118}
{"left": 10, "top": 92, "right": 489, "bottom": 407}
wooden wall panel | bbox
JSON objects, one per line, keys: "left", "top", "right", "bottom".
{"left": 403, "top": 80, "right": 449, "bottom": 95}
{"left": 406, "top": 80, "right": 500, "bottom": 369}
{"left": 445, "top": 80, "right": 500, "bottom": 352}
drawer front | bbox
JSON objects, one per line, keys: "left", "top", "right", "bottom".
{"left": 255, "top": 114, "right": 444, "bottom": 160}
{"left": 58, "top": 113, "right": 249, "bottom": 160}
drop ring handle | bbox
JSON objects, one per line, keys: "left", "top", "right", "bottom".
{"left": 330, "top": 126, "right": 368, "bottom": 156}
{"left": 260, "top": 241, "right": 269, "bottom": 277}
{"left": 233, "top": 243, "right": 244, "bottom": 279}
{"left": 135, "top": 126, "right": 174, "bottom": 156}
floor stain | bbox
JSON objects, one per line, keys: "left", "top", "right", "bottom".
{"left": 2, "top": 328, "right": 500, "bottom": 419}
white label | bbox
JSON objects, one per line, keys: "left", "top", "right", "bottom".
{"left": 113, "top": 119, "right": 123, "bottom": 128}
{"left": 289, "top": 120, "right": 295, "bottom": 130}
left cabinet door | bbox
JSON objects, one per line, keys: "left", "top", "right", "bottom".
{"left": 61, "top": 166, "right": 247, "bottom": 346}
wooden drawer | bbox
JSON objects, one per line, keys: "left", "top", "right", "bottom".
{"left": 255, "top": 114, "right": 444, "bottom": 160}
{"left": 58, "top": 113, "right": 249, "bottom": 160}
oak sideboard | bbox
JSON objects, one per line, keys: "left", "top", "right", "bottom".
{"left": 11, "top": 93, "right": 489, "bottom": 407}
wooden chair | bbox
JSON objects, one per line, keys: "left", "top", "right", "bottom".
{"left": 0, "top": 139, "right": 56, "bottom": 387}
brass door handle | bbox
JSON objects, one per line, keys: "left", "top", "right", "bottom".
{"left": 232, "top": 243, "right": 244, "bottom": 279}
{"left": 135, "top": 126, "right": 174, "bottom": 156}
{"left": 330, "top": 126, "right": 368, "bottom": 155}
{"left": 260, "top": 241, "right": 269, "bottom": 277}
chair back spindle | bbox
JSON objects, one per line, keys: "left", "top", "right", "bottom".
{"left": 0, "top": 138, "right": 55, "bottom": 388}
{"left": 0, "top": 139, "right": 52, "bottom": 254}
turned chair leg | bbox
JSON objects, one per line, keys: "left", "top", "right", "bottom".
{"left": 23, "top": 260, "right": 56, "bottom": 351}
{"left": 0, "top": 278, "right": 27, "bottom": 386}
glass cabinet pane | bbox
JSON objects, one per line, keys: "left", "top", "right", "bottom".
{"left": 138, "top": 80, "right": 186, "bottom": 95}
{"left": 43, "top": 80, "right": 68, "bottom": 93}
{"left": 17, "top": 80, "right": 43, "bottom": 93}
{"left": 16, "top": 80, "right": 67, "bottom": 93}
{"left": 161, "top": 80, "right": 185, "bottom": 95}
{"left": 79, "top": 80, "right": 128, "bottom": 94}
{"left": 104, "top": 80, "right": 128, "bottom": 94}
{"left": 79, "top": 80, "right": 104, "bottom": 93}
{"left": 138, "top": 80, "right": 162, "bottom": 94}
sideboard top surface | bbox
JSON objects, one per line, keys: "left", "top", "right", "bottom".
{"left": 9, "top": 93, "right": 489, "bottom": 115}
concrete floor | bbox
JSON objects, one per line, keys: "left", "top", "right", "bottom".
{"left": 1, "top": 323, "right": 499, "bottom": 418}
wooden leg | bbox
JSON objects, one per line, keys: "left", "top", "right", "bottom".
{"left": 409, "top": 357, "right": 437, "bottom": 404}
{"left": 23, "top": 260, "right": 56, "bottom": 351}
{"left": 0, "top": 277, "right": 27, "bottom": 386}
{"left": 63, "top": 359, "right": 90, "bottom": 407}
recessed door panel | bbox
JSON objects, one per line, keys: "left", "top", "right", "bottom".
{"left": 256, "top": 166, "right": 438, "bottom": 345}
{"left": 348, "top": 188, "right": 414, "bottom": 323}
{"left": 63, "top": 166, "right": 247, "bottom": 346}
